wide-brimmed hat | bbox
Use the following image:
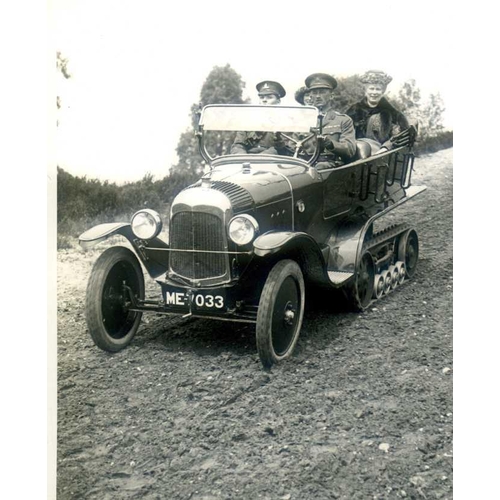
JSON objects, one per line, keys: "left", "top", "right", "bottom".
{"left": 294, "top": 86, "right": 308, "bottom": 104}
{"left": 305, "top": 73, "right": 337, "bottom": 91}
{"left": 256, "top": 80, "right": 286, "bottom": 98}
{"left": 359, "top": 70, "right": 393, "bottom": 86}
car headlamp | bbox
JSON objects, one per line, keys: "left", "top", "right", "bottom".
{"left": 131, "top": 209, "right": 162, "bottom": 240}
{"left": 228, "top": 215, "right": 259, "bottom": 246}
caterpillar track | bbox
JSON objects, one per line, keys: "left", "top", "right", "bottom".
{"left": 343, "top": 223, "right": 419, "bottom": 311}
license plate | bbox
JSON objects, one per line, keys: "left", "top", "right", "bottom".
{"left": 163, "top": 287, "right": 227, "bottom": 311}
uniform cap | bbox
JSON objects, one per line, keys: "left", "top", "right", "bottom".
{"left": 256, "top": 80, "right": 286, "bottom": 98}
{"left": 359, "top": 70, "right": 393, "bottom": 86}
{"left": 305, "top": 73, "right": 337, "bottom": 91}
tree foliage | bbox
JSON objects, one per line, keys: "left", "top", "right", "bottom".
{"left": 333, "top": 74, "right": 365, "bottom": 113}
{"left": 392, "top": 79, "right": 422, "bottom": 125}
{"left": 389, "top": 79, "right": 446, "bottom": 140}
{"left": 420, "top": 92, "right": 446, "bottom": 138}
{"left": 56, "top": 51, "right": 71, "bottom": 125}
{"left": 57, "top": 167, "right": 166, "bottom": 236}
{"left": 172, "top": 64, "right": 249, "bottom": 177}
{"left": 192, "top": 64, "right": 247, "bottom": 123}
{"left": 56, "top": 51, "right": 71, "bottom": 80}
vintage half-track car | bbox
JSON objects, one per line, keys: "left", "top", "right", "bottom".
{"left": 79, "top": 104, "right": 425, "bottom": 368}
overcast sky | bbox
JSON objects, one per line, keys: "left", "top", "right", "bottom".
{"left": 52, "top": 0, "right": 454, "bottom": 183}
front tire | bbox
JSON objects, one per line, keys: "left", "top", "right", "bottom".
{"left": 86, "top": 246, "right": 145, "bottom": 352}
{"left": 256, "top": 260, "right": 305, "bottom": 369}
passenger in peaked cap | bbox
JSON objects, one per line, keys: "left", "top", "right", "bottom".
{"left": 295, "top": 72, "right": 356, "bottom": 167}
{"left": 230, "top": 80, "right": 287, "bottom": 155}
{"left": 346, "top": 70, "right": 410, "bottom": 154}
{"left": 256, "top": 80, "right": 286, "bottom": 104}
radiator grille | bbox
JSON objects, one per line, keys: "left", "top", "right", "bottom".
{"left": 170, "top": 212, "right": 227, "bottom": 280}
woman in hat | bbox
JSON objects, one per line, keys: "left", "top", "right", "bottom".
{"left": 294, "top": 86, "right": 313, "bottom": 106}
{"left": 346, "top": 70, "right": 410, "bottom": 153}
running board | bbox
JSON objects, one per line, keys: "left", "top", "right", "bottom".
{"left": 327, "top": 270, "right": 354, "bottom": 285}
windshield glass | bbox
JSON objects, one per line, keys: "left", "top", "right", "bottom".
{"left": 200, "top": 104, "right": 318, "bottom": 133}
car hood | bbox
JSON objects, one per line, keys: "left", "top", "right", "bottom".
{"left": 207, "top": 156, "right": 318, "bottom": 206}
{"left": 174, "top": 155, "right": 321, "bottom": 217}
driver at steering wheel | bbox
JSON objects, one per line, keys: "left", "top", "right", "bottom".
{"left": 230, "top": 80, "right": 287, "bottom": 155}
{"left": 295, "top": 73, "right": 356, "bottom": 167}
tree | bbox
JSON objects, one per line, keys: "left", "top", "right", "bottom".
{"left": 194, "top": 65, "right": 247, "bottom": 118}
{"left": 56, "top": 52, "right": 71, "bottom": 127}
{"left": 391, "top": 80, "right": 447, "bottom": 139}
{"left": 171, "top": 64, "right": 249, "bottom": 177}
{"left": 333, "top": 74, "right": 365, "bottom": 113}
{"left": 393, "top": 79, "right": 422, "bottom": 126}
{"left": 420, "top": 92, "right": 446, "bottom": 139}
{"left": 56, "top": 51, "right": 71, "bottom": 81}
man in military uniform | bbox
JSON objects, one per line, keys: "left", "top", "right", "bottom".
{"left": 230, "top": 80, "right": 286, "bottom": 155}
{"left": 346, "top": 70, "right": 410, "bottom": 154}
{"left": 300, "top": 73, "right": 356, "bottom": 167}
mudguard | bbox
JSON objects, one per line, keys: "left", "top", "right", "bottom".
{"left": 79, "top": 223, "right": 131, "bottom": 250}
{"left": 326, "top": 184, "right": 427, "bottom": 274}
{"left": 79, "top": 223, "right": 169, "bottom": 279}
{"left": 254, "top": 231, "right": 313, "bottom": 256}
{"left": 253, "top": 231, "right": 329, "bottom": 285}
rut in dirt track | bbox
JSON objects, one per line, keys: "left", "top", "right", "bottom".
{"left": 56, "top": 148, "right": 453, "bottom": 500}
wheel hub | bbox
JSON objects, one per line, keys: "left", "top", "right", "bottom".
{"left": 283, "top": 302, "right": 296, "bottom": 326}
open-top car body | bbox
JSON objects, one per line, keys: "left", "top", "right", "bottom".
{"left": 80, "top": 104, "right": 425, "bottom": 368}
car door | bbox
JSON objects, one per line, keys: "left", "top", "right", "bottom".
{"left": 320, "top": 166, "right": 357, "bottom": 220}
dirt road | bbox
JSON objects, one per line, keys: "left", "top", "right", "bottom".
{"left": 56, "top": 148, "right": 453, "bottom": 499}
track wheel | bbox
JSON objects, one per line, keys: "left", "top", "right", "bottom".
{"left": 345, "top": 251, "right": 375, "bottom": 310}
{"left": 398, "top": 229, "right": 419, "bottom": 279}
{"left": 86, "top": 246, "right": 145, "bottom": 352}
{"left": 256, "top": 260, "right": 305, "bottom": 370}
{"left": 380, "top": 270, "right": 392, "bottom": 294}
{"left": 373, "top": 274, "right": 384, "bottom": 299}
{"left": 394, "top": 261, "right": 406, "bottom": 285}
{"left": 388, "top": 265, "right": 399, "bottom": 288}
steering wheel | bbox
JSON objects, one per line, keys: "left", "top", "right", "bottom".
{"left": 280, "top": 132, "right": 315, "bottom": 158}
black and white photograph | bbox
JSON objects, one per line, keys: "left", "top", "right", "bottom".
{"left": 43, "top": 0, "right": 461, "bottom": 498}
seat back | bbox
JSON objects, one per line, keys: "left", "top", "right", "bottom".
{"left": 354, "top": 139, "right": 382, "bottom": 159}
{"left": 355, "top": 141, "right": 371, "bottom": 160}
